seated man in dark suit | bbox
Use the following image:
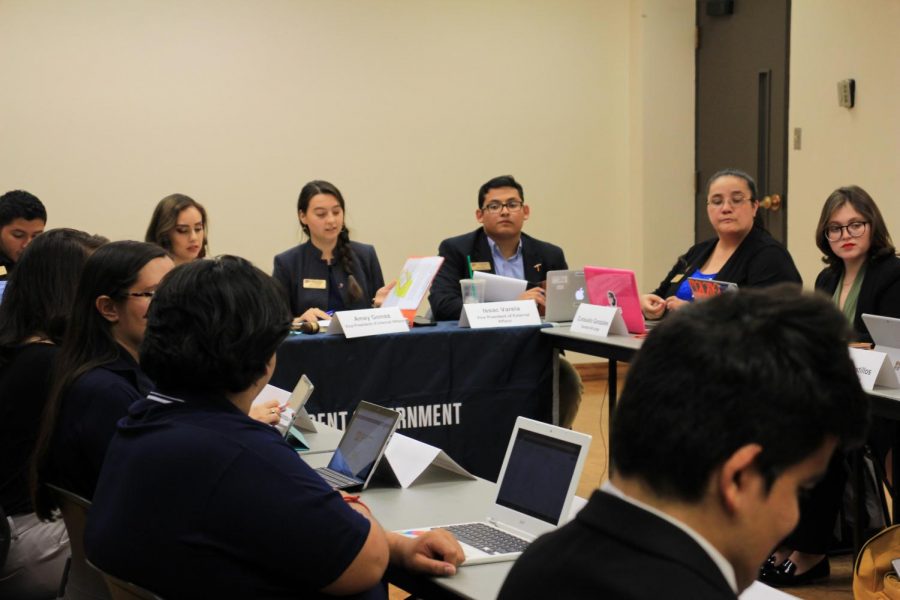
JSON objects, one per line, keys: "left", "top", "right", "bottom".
{"left": 429, "top": 175, "right": 580, "bottom": 426}
{"left": 428, "top": 175, "right": 566, "bottom": 321}
{"left": 498, "top": 284, "right": 869, "bottom": 599}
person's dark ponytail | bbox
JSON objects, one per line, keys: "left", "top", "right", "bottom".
{"left": 336, "top": 227, "right": 363, "bottom": 303}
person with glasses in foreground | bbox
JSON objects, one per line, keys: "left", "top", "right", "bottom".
{"left": 86, "top": 256, "right": 463, "bottom": 598}
{"left": 641, "top": 169, "right": 801, "bottom": 320}
{"left": 428, "top": 175, "right": 581, "bottom": 427}
{"left": 31, "top": 241, "right": 174, "bottom": 513}
{"left": 760, "top": 185, "right": 900, "bottom": 587}
{"left": 500, "top": 285, "right": 869, "bottom": 599}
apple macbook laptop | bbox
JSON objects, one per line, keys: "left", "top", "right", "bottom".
{"left": 315, "top": 401, "right": 401, "bottom": 491}
{"left": 583, "top": 266, "right": 647, "bottom": 334}
{"left": 688, "top": 277, "right": 739, "bottom": 301}
{"left": 398, "top": 417, "right": 591, "bottom": 565}
{"left": 862, "top": 314, "right": 900, "bottom": 370}
{"left": 544, "top": 270, "right": 586, "bottom": 323}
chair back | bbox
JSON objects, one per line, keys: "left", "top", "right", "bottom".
{"left": 0, "top": 503, "right": 10, "bottom": 569}
{"left": 45, "top": 483, "right": 111, "bottom": 600}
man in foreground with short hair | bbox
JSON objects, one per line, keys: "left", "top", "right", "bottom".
{"left": 498, "top": 284, "right": 869, "bottom": 599}
{"left": 0, "top": 190, "right": 46, "bottom": 279}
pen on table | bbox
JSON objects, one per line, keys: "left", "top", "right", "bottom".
{"left": 466, "top": 255, "right": 473, "bottom": 279}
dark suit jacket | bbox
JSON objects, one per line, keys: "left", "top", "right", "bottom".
{"left": 272, "top": 241, "right": 385, "bottom": 317}
{"left": 815, "top": 254, "right": 900, "bottom": 343}
{"left": 428, "top": 228, "right": 567, "bottom": 321}
{"left": 651, "top": 226, "right": 802, "bottom": 298}
{"left": 498, "top": 490, "right": 737, "bottom": 600}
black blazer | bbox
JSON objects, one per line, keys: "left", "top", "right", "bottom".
{"left": 651, "top": 226, "right": 802, "bottom": 298}
{"left": 272, "top": 241, "right": 385, "bottom": 317}
{"left": 815, "top": 254, "right": 900, "bottom": 343}
{"left": 428, "top": 228, "right": 567, "bottom": 321}
{"left": 499, "top": 490, "right": 737, "bottom": 600}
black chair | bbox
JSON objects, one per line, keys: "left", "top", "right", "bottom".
{"left": 45, "top": 484, "right": 111, "bottom": 600}
{"left": 0, "top": 504, "right": 10, "bottom": 570}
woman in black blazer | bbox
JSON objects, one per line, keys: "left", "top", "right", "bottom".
{"left": 762, "top": 185, "right": 900, "bottom": 587}
{"left": 641, "top": 169, "right": 801, "bottom": 319}
{"left": 273, "top": 180, "right": 392, "bottom": 322}
{"left": 813, "top": 186, "right": 900, "bottom": 343}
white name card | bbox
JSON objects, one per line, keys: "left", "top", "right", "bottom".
{"left": 874, "top": 344, "right": 900, "bottom": 375}
{"left": 328, "top": 307, "right": 409, "bottom": 338}
{"left": 849, "top": 347, "right": 900, "bottom": 390}
{"left": 570, "top": 304, "right": 629, "bottom": 338}
{"left": 381, "top": 433, "right": 476, "bottom": 488}
{"left": 458, "top": 300, "right": 541, "bottom": 328}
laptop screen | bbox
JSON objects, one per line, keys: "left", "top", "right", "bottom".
{"left": 495, "top": 428, "right": 582, "bottom": 524}
{"left": 327, "top": 402, "right": 398, "bottom": 481}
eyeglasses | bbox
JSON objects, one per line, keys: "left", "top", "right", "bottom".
{"left": 707, "top": 195, "right": 751, "bottom": 209}
{"left": 481, "top": 200, "right": 524, "bottom": 214}
{"left": 125, "top": 291, "right": 155, "bottom": 299}
{"left": 824, "top": 221, "right": 869, "bottom": 242}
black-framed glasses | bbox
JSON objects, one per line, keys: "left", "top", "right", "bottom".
{"left": 125, "top": 291, "right": 155, "bottom": 299}
{"left": 824, "top": 221, "right": 868, "bottom": 242}
{"left": 481, "top": 200, "right": 524, "bottom": 214}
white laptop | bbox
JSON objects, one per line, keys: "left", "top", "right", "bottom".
{"left": 544, "top": 270, "right": 586, "bottom": 323}
{"left": 315, "top": 401, "right": 401, "bottom": 491}
{"left": 862, "top": 314, "right": 900, "bottom": 371}
{"left": 398, "top": 417, "right": 591, "bottom": 565}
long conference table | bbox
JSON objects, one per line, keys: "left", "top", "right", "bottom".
{"left": 271, "top": 322, "right": 554, "bottom": 481}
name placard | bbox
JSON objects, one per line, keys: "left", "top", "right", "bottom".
{"left": 458, "top": 300, "right": 541, "bottom": 329}
{"left": 570, "top": 304, "right": 628, "bottom": 338}
{"left": 328, "top": 307, "right": 409, "bottom": 338}
{"left": 849, "top": 347, "right": 900, "bottom": 391}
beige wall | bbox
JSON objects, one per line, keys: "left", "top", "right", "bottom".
{"left": 788, "top": 0, "right": 900, "bottom": 286}
{"left": 0, "top": 0, "right": 695, "bottom": 294}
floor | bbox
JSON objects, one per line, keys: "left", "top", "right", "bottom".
{"left": 390, "top": 372, "right": 855, "bottom": 599}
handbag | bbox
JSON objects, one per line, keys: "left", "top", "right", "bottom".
{"left": 854, "top": 524, "right": 900, "bottom": 599}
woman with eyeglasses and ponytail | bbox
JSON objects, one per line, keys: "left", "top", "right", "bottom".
{"left": 273, "top": 180, "right": 393, "bottom": 324}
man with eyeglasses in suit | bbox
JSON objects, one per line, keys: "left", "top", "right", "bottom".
{"left": 428, "top": 175, "right": 580, "bottom": 426}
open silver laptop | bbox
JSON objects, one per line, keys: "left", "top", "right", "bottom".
{"left": 398, "top": 417, "right": 591, "bottom": 565}
{"left": 315, "top": 401, "right": 400, "bottom": 492}
{"left": 544, "top": 270, "right": 586, "bottom": 323}
{"left": 862, "top": 314, "right": 900, "bottom": 371}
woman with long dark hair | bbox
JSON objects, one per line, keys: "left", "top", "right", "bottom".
{"left": 31, "top": 241, "right": 173, "bottom": 518}
{"left": 0, "top": 229, "right": 106, "bottom": 598}
{"left": 273, "top": 180, "right": 393, "bottom": 322}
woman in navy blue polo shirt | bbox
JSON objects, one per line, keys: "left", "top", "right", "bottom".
{"left": 85, "top": 256, "right": 462, "bottom": 598}
{"left": 31, "top": 241, "right": 174, "bottom": 517}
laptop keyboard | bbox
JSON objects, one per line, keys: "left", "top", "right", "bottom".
{"left": 445, "top": 523, "right": 530, "bottom": 555}
{"left": 316, "top": 467, "right": 360, "bottom": 489}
